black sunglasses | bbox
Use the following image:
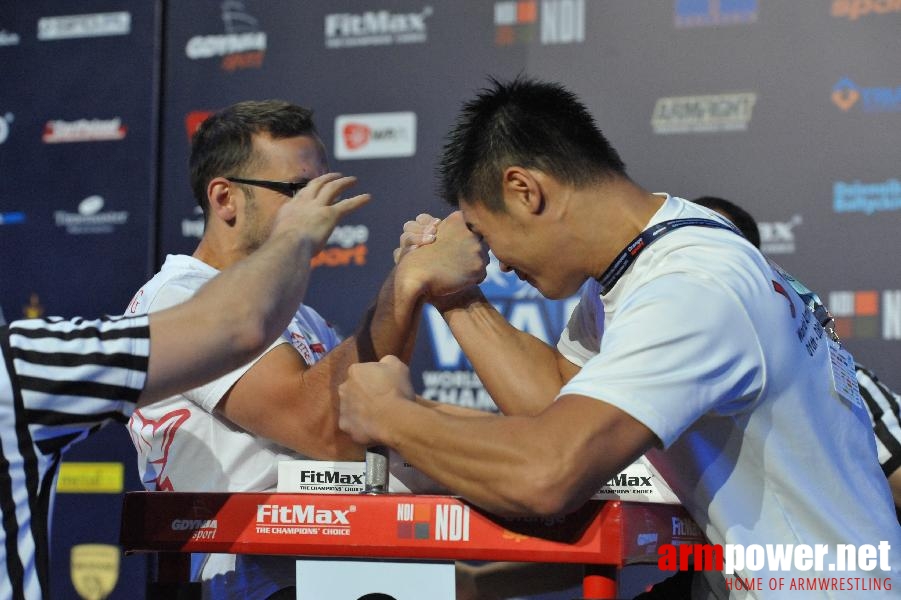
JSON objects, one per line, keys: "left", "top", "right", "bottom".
{"left": 227, "top": 177, "right": 310, "bottom": 198}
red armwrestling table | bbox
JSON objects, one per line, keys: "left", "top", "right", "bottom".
{"left": 120, "top": 492, "right": 704, "bottom": 599}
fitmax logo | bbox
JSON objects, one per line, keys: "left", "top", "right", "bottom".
{"left": 256, "top": 504, "right": 353, "bottom": 524}
{"left": 298, "top": 471, "right": 363, "bottom": 485}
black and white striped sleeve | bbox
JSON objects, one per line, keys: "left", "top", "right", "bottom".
{"left": 856, "top": 364, "right": 901, "bottom": 477}
{"left": 5, "top": 315, "right": 150, "bottom": 451}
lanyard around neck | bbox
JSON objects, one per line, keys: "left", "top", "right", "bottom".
{"left": 595, "top": 218, "right": 740, "bottom": 295}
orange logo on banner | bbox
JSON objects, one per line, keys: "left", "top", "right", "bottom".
{"left": 831, "top": 87, "right": 859, "bottom": 111}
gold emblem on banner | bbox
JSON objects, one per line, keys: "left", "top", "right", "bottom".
{"left": 70, "top": 543, "right": 119, "bottom": 599}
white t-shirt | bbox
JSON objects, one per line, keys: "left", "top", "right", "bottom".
{"left": 558, "top": 195, "right": 900, "bottom": 599}
{"left": 125, "top": 254, "right": 341, "bottom": 600}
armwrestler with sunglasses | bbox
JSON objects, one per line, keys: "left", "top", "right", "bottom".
{"left": 123, "top": 100, "right": 486, "bottom": 600}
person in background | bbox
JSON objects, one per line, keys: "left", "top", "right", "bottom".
{"left": 125, "top": 99, "right": 484, "bottom": 600}
{"left": 0, "top": 173, "right": 368, "bottom": 600}
{"left": 337, "top": 76, "right": 900, "bottom": 599}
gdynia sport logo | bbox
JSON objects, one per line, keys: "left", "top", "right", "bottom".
{"left": 658, "top": 541, "right": 893, "bottom": 593}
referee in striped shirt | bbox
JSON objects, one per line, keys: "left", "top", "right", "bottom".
{"left": 0, "top": 173, "right": 369, "bottom": 599}
{"left": 857, "top": 364, "right": 901, "bottom": 514}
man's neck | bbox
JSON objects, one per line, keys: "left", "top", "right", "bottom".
{"left": 192, "top": 232, "right": 249, "bottom": 271}
{"left": 568, "top": 179, "right": 665, "bottom": 280}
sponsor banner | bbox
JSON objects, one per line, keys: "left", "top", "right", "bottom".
{"left": 494, "top": 0, "right": 585, "bottom": 46}
{"left": 674, "top": 0, "right": 758, "bottom": 28}
{"left": 43, "top": 118, "right": 127, "bottom": 143}
{"left": 325, "top": 7, "right": 432, "bottom": 49}
{"left": 57, "top": 462, "right": 124, "bottom": 494}
{"left": 652, "top": 92, "right": 757, "bottom": 134}
{"left": 278, "top": 455, "right": 446, "bottom": 495}
{"left": 0, "top": 29, "right": 20, "bottom": 46}
{"left": 832, "top": 77, "right": 901, "bottom": 113}
{"left": 334, "top": 112, "right": 416, "bottom": 160}
{"left": 594, "top": 457, "right": 680, "bottom": 504}
{"left": 278, "top": 461, "right": 366, "bottom": 494}
{"left": 828, "top": 289, "right": 901, "bottom": 340}
{"left": 55, "top": 195, "right": 129, "bottom": 235}
{"left": 181, "top": 206, "right": 205, "bottom": 239}
{"left": 759, "top": 214, "right": 802, "bottom": 255}
{"left": 121, "top": 491, "right": 701, "bottom": 565}
{"left": 185, "top": 3, "right": 266, "bottom": 71}
{"left": 0, "top": 212, "right": 25, "bottom": 225}
{"left": 833, "top": 179, "right": 901, "bottom": 215}
{"left": 311, "top": 224, "right": 369, "bottom": 268}
{"left": 831, "top": 0, "right": 901, "bottom": 20}
{"left": 37, "top": 12, "right": 131, "bottom": 41}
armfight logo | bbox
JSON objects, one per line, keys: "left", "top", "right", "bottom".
{"left": 421, "top": 253, "right": 578, "bottom": 410}
{"left": 185, "top": 1, "right": 266, "bottom": 71}
{"left": 493, "top": 0, "right": 585, "bottom": 46}
{"left": 651, "top": 92, "right": 757, "bottom": 134}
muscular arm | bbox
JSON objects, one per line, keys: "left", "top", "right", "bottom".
{"left": 217, "top": 264, "right": 428, "bottom": 460}
{"left": 340, "top": 358, "right": 656, "bottom": 516}
{"left": 435, "top": 286, "right": 580, "bottom": 416}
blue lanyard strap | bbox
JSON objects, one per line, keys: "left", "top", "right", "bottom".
{"left": 596, "top": 218, "right": 739, "bottom": 295}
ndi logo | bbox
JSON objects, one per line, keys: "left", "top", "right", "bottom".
{"left": 832, "top": 77, "right": 901, "bottom": 113}
{"left": 494, "top": 0, "right": 585, "bottom": 46}
{"left": 828, "top": 290, "right": 901, "bottom": 340}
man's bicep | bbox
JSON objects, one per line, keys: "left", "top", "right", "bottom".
{"left": 216, "top": 342, "right": 309, "bottom": 435}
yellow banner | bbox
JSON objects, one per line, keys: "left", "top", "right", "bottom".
{"left": 57, "top": 462, "right": 124, "bottom": 494}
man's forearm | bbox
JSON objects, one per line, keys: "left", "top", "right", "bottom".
{"left": 437, "top": 287, "right": 571, "bottom": 416}
{"left": 144, "top": 229, "right": 316, "bottom": 403}
{"left": 356, "top": 265, "right": 428, "bottom": 363}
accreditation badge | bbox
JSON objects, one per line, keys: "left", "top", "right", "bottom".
{"left": 826, "top": 338, "right": 863, "bottom": 409}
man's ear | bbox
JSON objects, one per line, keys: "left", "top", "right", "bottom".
{"left": 207, "top": 177, "right": 238, "bottom": 224}
{"left": 502, "top": 166, "right": 544, "bottom": 215}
